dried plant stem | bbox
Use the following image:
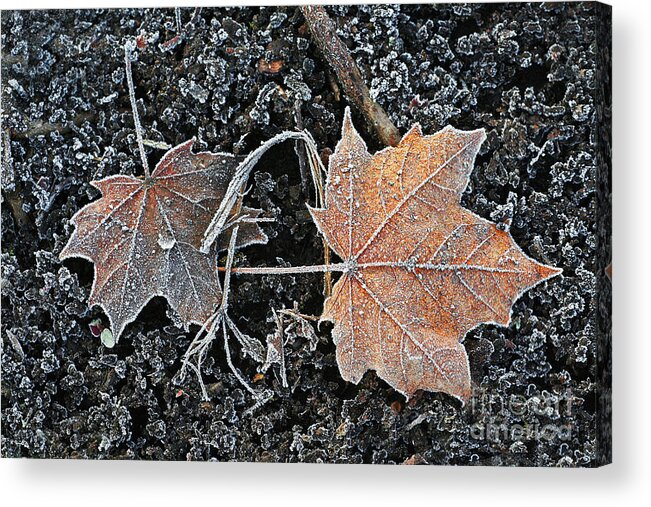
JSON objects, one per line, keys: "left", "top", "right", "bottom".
{"left": 222, "top": 318, "right": 257, "bottom": 396}
{"left": 301, "top": 5, "right": 401, "bottom": 147}
{"left": 201, "top": 124, "right": 334, "bottom": 294}
{"left": 201, "top": 130, "right": 324, "bottom": 253}
{"left": 219, "top": 261, "right": 519, "bottom": 277}
{"left": 278, "top": 306, "right": 320, "bottom": 322}
{"left": 178, "top": 225, "right": 266, "bottom": 405}
{"left": 179, "top": 226, "right": 243, "bottom": 398}
{"left": 124, "top": 41, "right": 150, "bottom": 177}
{"left": 297, "top": 119, "right": 333, "bottom": 296}
{"left": 182, "top": 131, "right": 334, "bottom": 406}
{"left": 178, "top": 310, "right": 222, "bottom": 401}
{"left": 221, "top": 224, "right": 239, "bottom": 311}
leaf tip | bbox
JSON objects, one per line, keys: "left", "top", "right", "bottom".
{"left": 306, "top": 204, "right": 327, "bottom": 236}
{"left": 152, "top": 138, "right": 197, "bottom": 176}
{"left": 472, "top": 127, "right": 487, "bottom": 143}
{"left": 399, "top": 123, "right": 423, "bottom": 145}
{"left": 89, "top": 179, "right": 106, "bottom": 195}
{"left": 167, "top": 138, "right": 196, "bottom": 158}
{"left": 540, "top": 263, "right": 564, "bottom": 280}
{"left": 342, "top": 106, "right": 354, "bottom": 134}
{"left": 442, "top": 125, "right": 487, "bottom": 145}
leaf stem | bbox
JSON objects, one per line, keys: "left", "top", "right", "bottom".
{"left": 217, "top": 263, "right": 348, "bottom": 275}
{"left": 124, "top": 41, "right": 150, "bottom": 177}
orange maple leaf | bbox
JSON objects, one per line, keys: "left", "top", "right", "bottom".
{"left": 309, "top": 108, "right": 562, "bottom": 402}
{"left": 60, "top": 139, "right": 267, "bottom": 342}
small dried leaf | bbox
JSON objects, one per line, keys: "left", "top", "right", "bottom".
{"left": 60, "top": 139, "right": 267, "bottom": 342}
{"left": 309, "top": 108, "right": 562, "bottom": 402}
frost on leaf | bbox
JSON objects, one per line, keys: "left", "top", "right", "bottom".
{"left": 60, "top": 140, "right": 267, "bottom": 342}
{"left": 309, "top": 108, "right": 562, "bottom": 402}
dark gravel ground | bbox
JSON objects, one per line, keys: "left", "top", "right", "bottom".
{"left": 1, "top": 3, "right": 611, "bottom": 465}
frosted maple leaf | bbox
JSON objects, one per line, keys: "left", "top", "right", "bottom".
{"left": 60, "top": 140, "right": 267, "bottom": 342}
{"left": 309, "top": 108, "right": 562, "bottom": 401}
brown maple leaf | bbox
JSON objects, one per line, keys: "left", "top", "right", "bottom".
{"left": 60, "top": 139, "right": 267, "bottom": 342}
{"left": 308, "top": 108, "right": 562, "bottom": 402}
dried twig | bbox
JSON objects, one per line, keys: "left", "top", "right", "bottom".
{"left": 301, "top": 5, "right": 401, "bottom": 147}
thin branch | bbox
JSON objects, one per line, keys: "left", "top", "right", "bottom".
{"left": 124, "top": 41, "right": 150, "bottom": 177}
{"left": 301, "top": 6, "right": 401, "bottom": 147}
